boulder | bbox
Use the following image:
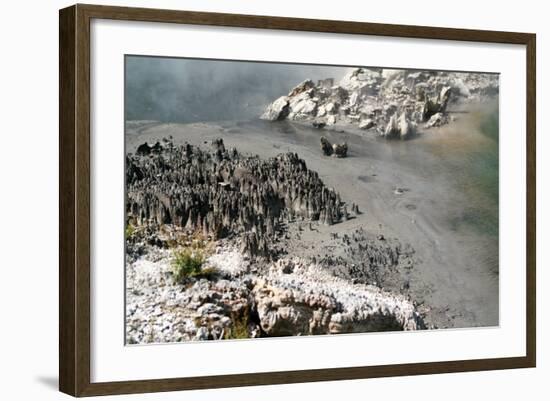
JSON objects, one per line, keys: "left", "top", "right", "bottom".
{"left": 289, "top": 94, "right": 317, "bottom": 119}
{"left": 316, "top": 105, "right": 327, "bottom": 117}
{"left": 326, "top": 115, "right": 337, "bottom": 125}
{"left": 398, "top": 112, "right": 415, "bottom": 140}
{"left": 425, "top": 112, "right": 448, "bottom": 128}
{"left": 136, "top": 141, "right": 162, "bottom": 156}
{"left": 340, "top": 67, "right": 382, "bottom": 94}
{"left": 332, "top": 142, "right": 348, "bottom": 158}
{"left": 320, "top": 137, "right": 333, "bottom": 156}
{"left": 260, "top": 96, "right": 290, "bottom": 121}
{"left": 136, "top": 142, "right": 152, "bottom": 156}
{"left": 422, "top": 86, "right": 452, "bottom": 121}
{"left": 325, "top": 102, "right": 337, "bottom": 114}
{"left": 383, "top": 112, "right": 415, "bottom": 140}
{"left": 383, "top": 114, "right": 400, "bottom": 139}
{"left": 438, "top": 86, "right": 452, "bottom": 111}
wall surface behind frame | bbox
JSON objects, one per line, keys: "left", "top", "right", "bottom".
{"left": 0, "top": 0, "right": 546, "bottom": 400}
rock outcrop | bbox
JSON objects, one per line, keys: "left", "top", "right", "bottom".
{"left": 382, "top": 112, "right": 416, "bottom": 140}
{"left": 261, "top": 67, "right": 499, "bottom": 137}
{"left": 319, "top": 136, "right": 348, "bottom": 157}
{"left": 421, "top": 86, "right": 452, "bottom": 122}
{"left": 332, "top": 142, "right": 348, "bottom": 158}
{"left": 260, "top": 96, "right": 290, "bottom": 121}
{"left": 254, "top": 258, "right": 423, "bottom": 336}
{"left": 320, "top": 136, "right": 333, "bottom": 156}
{"left": 125, "top": 246, "right": 424, "bottom": 343}
{"left": 126, "top": 138, "right": 347, "bottom": 257}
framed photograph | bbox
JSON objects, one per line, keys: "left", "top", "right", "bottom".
{"left": 59, "top": 4, "right": 536, "bottom": 397}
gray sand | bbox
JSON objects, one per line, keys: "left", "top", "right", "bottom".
{"left": 125, "top": 113, "right": 499, "bottom": 329}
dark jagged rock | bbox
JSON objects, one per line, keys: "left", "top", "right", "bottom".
{"left": 332, "top": 142, "right": 348, "bottom": 158}
{"left": 320, "top": 136, "right": 333, "bottom": 156}
{"left": 136, "top": 141, "right": 163, "bottom": 156}
{"left": 126, "top": 138, "right": 346, "bottom": 258}
{"left": 320, "top": 136, "right": 347, "bottom": 158}
{"left": 422, "top": 86, "right": 452, "bottom": 122}
{"left": 136, "top": 143, "right": 151, "bottom": 156}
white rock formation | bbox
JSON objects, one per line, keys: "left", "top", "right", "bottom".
{"left": 254, "top": 258, "right": 423, "bottom": 336}
{"left": 398, "top": 112, "right": 416, "bottom": 139}
{"left": 260, "top": 95, "right": 290, "bottom": 121}
{"left": 126, "top": 246, "right": 424, "bottom": 343}
{"left": 260, "top": 67, "right": 499, "bottom": 138}
{"left": 382, "top": 112, "right": 416, "bottom": 140}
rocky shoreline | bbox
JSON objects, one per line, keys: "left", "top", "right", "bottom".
{"left": 261, "top": 67, "right": 498, "bottom": 139}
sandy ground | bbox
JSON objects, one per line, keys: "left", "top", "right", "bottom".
{"left": 125, "top": 115, "right": 499, "bottom": 329}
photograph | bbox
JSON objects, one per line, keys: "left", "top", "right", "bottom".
{"left": 124, "top": 56, "right": 500, "bottom": 344}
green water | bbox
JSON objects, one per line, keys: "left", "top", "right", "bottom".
{"left": 450, "top": 105, "right": 499, "bottom": 237}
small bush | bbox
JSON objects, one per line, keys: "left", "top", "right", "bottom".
{"left": 171, "top": 249, "right": 204, "bottom": 281}
{"left": 125, "top": 223, "right": 136, "bottom": 239}
{"left": 171, "top": 248, "right": 217, "bottom": 282}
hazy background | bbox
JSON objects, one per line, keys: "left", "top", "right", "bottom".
{"left": 125, "top": 56, "right": 349, "bottom": 123}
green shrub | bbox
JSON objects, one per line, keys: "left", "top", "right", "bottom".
{"left": 171, "top": 249, "right": 204, "bottom": 281}
{"left": 171, "top": 248, "right": 217, "bottom": 282}
{"left": 125, "top": 223, "right": 136, "bottom": 239}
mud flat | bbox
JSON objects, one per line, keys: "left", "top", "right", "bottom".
{"left": 126, "top": 100, "right": 499, "bottom": 332}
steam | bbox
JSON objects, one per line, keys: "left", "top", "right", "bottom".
{"left": 125, "top": 56, "right": 349, "bottom": 123}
